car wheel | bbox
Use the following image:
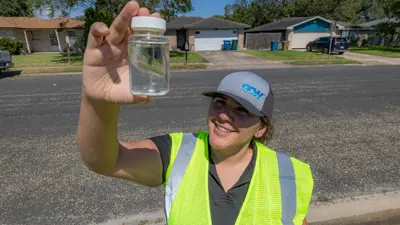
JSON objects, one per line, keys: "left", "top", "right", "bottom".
{"left": 338, "top": 52, "right": 344, "bottom": 55}
{"left": 323, "top": 47, "right": 329, "bottom": 54}
{"left": 306, "top": 45, "right": 312, "bottom": 52}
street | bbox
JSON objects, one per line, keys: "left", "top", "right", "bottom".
{"left": 0, "top": 66, "right": 399, "bottom": 225}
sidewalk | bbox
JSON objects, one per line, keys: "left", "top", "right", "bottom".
{"left": 93, "top": 192, "right": 400, "bottom": 225}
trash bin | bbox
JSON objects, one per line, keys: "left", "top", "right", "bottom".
{"left": 271, "top": 41, "right": 279, "bottom": 51}
{"left": 282, "top": 41, "right": 289, "bottom": 50}
{"left": 231, "top": 40, "right": 238, "bottom": 50}
{"left": 223, "top": 40, "right": 231, "bottom": 51}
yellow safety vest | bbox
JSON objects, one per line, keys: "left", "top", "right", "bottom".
{"left": 163, "top": 131, "right": 314, "bottom": 225}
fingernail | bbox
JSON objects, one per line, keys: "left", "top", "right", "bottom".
{"left": 100, "top": 26, "right": 109, "bottom": 32}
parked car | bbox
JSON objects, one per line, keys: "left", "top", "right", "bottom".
{"left": 0, "top": 50, "right": 12, "bottom": 72}
{"left": 306, "top": 37, "right": 349, "bottom": 54}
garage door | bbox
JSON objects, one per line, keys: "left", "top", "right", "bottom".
{"left": 194, "top": 30, "right": 238, "bottom": 51}
{"left": 291, "top": 31, "right": 330, "bottom": 49}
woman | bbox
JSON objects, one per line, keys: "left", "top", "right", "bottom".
{"left": 77, "top": 1, "right": 314, "bottom": 225}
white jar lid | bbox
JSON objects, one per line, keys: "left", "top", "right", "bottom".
{"left": 131, "top": 16, "right": 166, "bottom": 31}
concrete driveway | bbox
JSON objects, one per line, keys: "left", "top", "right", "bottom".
{"left": 340, "top": 52, "right": 400, "bottom": 65}
{"left": 197, "top": 50, "right": 283, "bottom": 70}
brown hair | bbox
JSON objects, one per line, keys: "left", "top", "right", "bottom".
{"left": 253, "top": 118, "right": 274, "bottom": 144}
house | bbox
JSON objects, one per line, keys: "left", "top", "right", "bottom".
{"left": 245, "top": 16, "right": 344, "bottom": 50}
{"left": 336, "top": 21, "right": 375, "bottom": 42}
{"left": 359, "top": 18, "right": 400, "bottom": 46}
{"left": 0, "top": 17, "right": 84, "bottom": 53}
{"left": 166, "top": 16, "right": 250, "bottom": 51}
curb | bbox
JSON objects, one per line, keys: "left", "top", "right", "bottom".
{"left": 307, "top": 191, "right": 400, "bottom": 223}
{"left": 92, "top": 192, "right": 400, "bottom": 225}
{"left": 3, "top": 64, "right": 400, "bottom": 78}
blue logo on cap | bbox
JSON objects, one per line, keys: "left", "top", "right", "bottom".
{"left": 241, "top": 83, "right": 265, "bottom": 99}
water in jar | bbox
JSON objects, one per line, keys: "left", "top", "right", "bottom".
{"left": 128, "top": 36, "right": 170, "bottom": 96}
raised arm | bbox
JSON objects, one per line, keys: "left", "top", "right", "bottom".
{"left": 77, "top": 2, "right": 164, "bottom": 187}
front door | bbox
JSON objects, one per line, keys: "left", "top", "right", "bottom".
{"left": 176, "top": 29, "right": 187, "bottom": 51}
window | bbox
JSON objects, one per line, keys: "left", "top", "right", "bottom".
{"left": 68, "top": 31, "right": 76, "bottom": 37}
{"left": 49, "top": 32, "right": 58, "bottom": 46}
{"left": 335, "top": 37, "right": 347, "bottom": 42}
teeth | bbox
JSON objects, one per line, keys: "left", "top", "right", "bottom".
{"left": 216, "top": 124, "right": 231, "bottom": 133}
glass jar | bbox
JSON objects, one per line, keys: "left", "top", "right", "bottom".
{"left": 128, "top": 16, "right": 170, "bottom": 96}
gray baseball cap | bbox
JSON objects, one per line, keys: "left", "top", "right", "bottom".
{"left": 202, "top": 71, "right": 274, "bottom": 119}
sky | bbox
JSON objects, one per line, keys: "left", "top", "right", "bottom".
{"left": 36, "top": 0, "right": 234, "bottom": 19}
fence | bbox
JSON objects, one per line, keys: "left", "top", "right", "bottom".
{"left": 245, "top": 33, "right": 283, "bottom": 50}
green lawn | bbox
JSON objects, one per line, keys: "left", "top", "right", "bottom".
{"left": 11, "top": 51, "right": 207, "bottom": 68}
{"left": 244, "top": 50, "right": 340, "bottom": 60}
{"left": 171, "top": 64, "right": 207, "bottom": 70}
{"left": 349, "top": 46, "right": 400, "bottom": 58}
{"left": 286, "top": 59, "right": 362, "bottom": 65}
{"left": 170, "top": 51, "right": 208, "bottom": 63}
{"left": 12, "top": 53, "right": 83, "bottom": 67}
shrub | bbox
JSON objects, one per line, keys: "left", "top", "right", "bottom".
{"left": 0, "top": 37, "right": 23, "bottom": 55}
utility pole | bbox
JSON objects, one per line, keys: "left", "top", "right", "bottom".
{"left": 328, "top": 21, "right": 336, "bottom": 64}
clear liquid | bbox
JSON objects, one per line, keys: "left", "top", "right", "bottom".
{"left": 128, "top": 38, "right": 170, "bottom": 96}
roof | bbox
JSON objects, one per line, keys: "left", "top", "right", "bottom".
{"left": 0, "top": 17, "right": 84, "bottom": 29}
{"left": 246, "top": 16, "right": 344, "bottom": 32}
{"left": 167, "top": 16, "right": 203, "bottom": 29}
{"left": 167, "top": 16, "right": 250, "bottom": 30}
{"left": 359, "top": 18, "right": 400, "bottom": 27}
{"left": 336, "top": 21, "right": 375, "bottom": 30}
{"left": 246, "top": 17, "right": 313, "bottom": 32}
{"left": 184, "top": 17, "right": 250, "bottom": 29}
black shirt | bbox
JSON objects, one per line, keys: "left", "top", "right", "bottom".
{"left": 150, "top": 134, "right": 257, "bottom": 225}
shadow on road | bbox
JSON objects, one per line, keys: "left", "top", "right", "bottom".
{"left": 0, "top": 70, "right": 22, "bottom": 79}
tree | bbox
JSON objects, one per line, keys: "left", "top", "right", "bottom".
{"left": 32, "top": 0, "right": 193, "bottom": 20}
{"left": 0, "top": 0, "right": 34, "bottom": 17}
{"left": 31, "top": 0, "right": 91, "bottom": 18}
{"left": 223, "top": 0, "right": 390, "bottom": 26}
{"left": 377, "top": 0, "right": 400, "bottom": 18}
{"left": 78, "top": 0, "right": 193, "bottom": 50}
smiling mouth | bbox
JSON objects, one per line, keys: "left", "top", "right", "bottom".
{"left": 214, "top": 121, "right": 235, "bottom": 133}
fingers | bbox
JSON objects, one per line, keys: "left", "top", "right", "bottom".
{"left": 86, "top": 22, "right": 110, "bottom": 50}
{"left": 107, "top": 1, "right": 140, "bottom": 45}
{"left": 138, "top": 7, "right": 150, "bottom": 16}
{"left": 150, "top": 12, "right": 161, "bottom": 18}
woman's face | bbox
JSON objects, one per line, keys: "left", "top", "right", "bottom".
{"left": 207, "top": 94, "right": 266, "bottom": 151}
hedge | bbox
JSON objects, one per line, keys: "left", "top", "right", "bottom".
{"left": 0, "top": 37, "right": 23, "bottom": 55}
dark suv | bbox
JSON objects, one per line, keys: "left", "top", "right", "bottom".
{"left": 306, "top": 37, "right": 349, "bottom": 54}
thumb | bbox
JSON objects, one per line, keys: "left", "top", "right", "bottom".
{"left": 134, "top": 95, "right": 151, "bottom": 104}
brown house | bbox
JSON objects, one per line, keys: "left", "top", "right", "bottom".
{"left": 0, "top": 17, "right": 84, "bottom": 53}
{"left": 166, "top": 16, "right": 250, "bottom": 51}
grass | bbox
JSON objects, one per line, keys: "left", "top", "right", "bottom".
{"left": 349, "top": 46, "right": 400, "bottom": 58}
{"left": 12, "top": 53, "right": 83, "bottom": 67}
{"left": 0, "top": 62, "right": 207, "bottom": 79}
{"left": 170, "top": 51, "right": 208, "bottom": 63}
{"left": 244, "top": 50, "right": 341, "bottom": 60}
{"left": 285, "top": 59, "right": 362, "bottom": 65}
{"left": 170, "top": 63, "right": 207, "bottom": 70}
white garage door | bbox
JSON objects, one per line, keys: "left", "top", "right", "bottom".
{"left": 291, "top": 31, "right": 330, "bottom": 49}
{"left": 194, "top": 30, "right": 238, "bottom": 51}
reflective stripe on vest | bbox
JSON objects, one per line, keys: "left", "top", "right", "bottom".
{"left": 277, "top": 152, "right": 297, "bottom": 225}
{"left": 164, "top": 133, "right": 197, "bottom": 222}
{"left": 164, "top": 132, "right": 302, "bottom": 225}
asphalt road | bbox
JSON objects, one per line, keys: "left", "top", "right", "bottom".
{"left": 1, "top": 66, "right": 399, "bottom": 225}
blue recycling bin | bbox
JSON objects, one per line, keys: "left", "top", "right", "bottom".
{"left": 271, "top": 41, "right": 279, "bottom": 51}
{"left": 223, "top": 40, "right": 231, "bottom": 51}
